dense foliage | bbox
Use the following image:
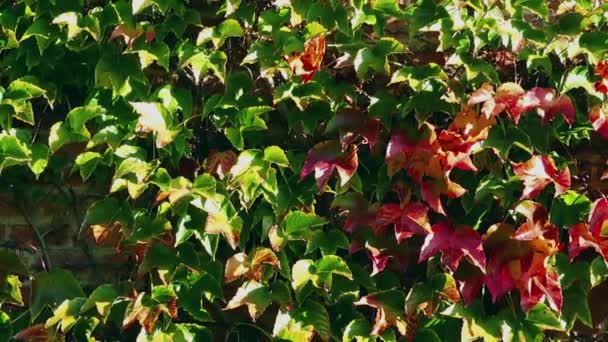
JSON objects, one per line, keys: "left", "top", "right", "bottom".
{"left": 1, "top": 0, "right": 608, "bottom": 340}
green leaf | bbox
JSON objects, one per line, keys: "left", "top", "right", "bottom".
{"left": 590, "top": 256, "right": 608, "bottom": 287}
{"left": 372, "top": 0, "right": 402, "bottom": 15}
{"left": 7, "top": 78, "right": 46, "bottom": 100}
{"left": 273, "top": 300, "right": 331, "bottom": 341}
{"left": 263, "top": 145, "right": 289, "bottom": 167}
{"left": 95, "top": 52, "right": 146, "bottom": 95}
{"left": 81, "top": 284, "right": 126, "bottom": 318}
{"left": 72, "top": 317, "right": 99, "bottom": 341}
{"left": 579, "top": 31, "right": 608, "bottom": 62}
{"left": 555, "top": 13, "right": 583, "bottom": 35}
{"left": 6, "top": 99, "right": 34, "bottom": 125}
{"left": 525, "top": 54, "right": 552, "bottom": 75}
{"left": 48, "top": 122, "right": 85, "bottom": 153}
{"left": 525, "top": 303, "right": 564, "bottom": 331}
{"left": 172, "top": 323, "right": 213, "bottom": 341}
{"left": 550, "top": 191, "right": 591, "bottom": 229}
{"left": 132, "top": 0, "right": 153, "bottom": 14}
{"left": 562, "top": 286, "right": 592, "bottom": 329}
{"left": 180, "top": 51, "right": 227, "bottom": 83}
{"left": 20, "top": 19, "right": 53, "bottom": 52}
{"left": 225, "top": 0, "right": 242, "bottom": 16}
{"left": 343, "top": 318, "right": 374, "bottom": 342}
{"left": 84, "top": 198, "right": 130, "bottom": 225}
{"left": 459, "top": 55, "right": 500, "bottom": 84}
{"left": 354, "top": 47, "right": 388, "bottom": 78}
{"left": 561, "top": 66, "right": 598, "bottom": 96}
{"left": 0, "top": 311, "right": 12, "bottom": 342}
{"left": 196, "top": 19, "right": 244, "bottom": 49}
{"left": 29, "top": 144, "right": 49, "bottom": 177}
{"left": 514, "top": 0, "right": 549, "bottom": 18}
{"left": 31, "top": 269, "right": 85, "bottom": 321}
{"left": 224, "top": 126, "right": 244, "bottom": 150}
{"left": 130, "top": 101, "right": 178, "bottom": 148}
{"left": 66, "top": 105, "right": 106, "bottom": 137}
{"left": 0, "top": 275, "right": 23, "bottom": 306}
{"left": 152, "top": 285, "right": 176, "bottom": 303}
{"left": 305, "top": 229, "right": 349, "bottom": 255}
{"left": 0, "top": 133, "right": 31, "bottom": 169}
{"left": 414, "top": 329, "right": 442, "bottom": 342}
{"left": 73, "top": 151, "right": 102, "bottom": 181}
{"left": 282, "top": 211, "right": 328, "bottom": 238}
{"left": 45, "top": 297, "right": 86, "bottom": 332}
{"left": 204, "top": 202, "right": 243, "bottom": 250}
{"left": 355, "top": 38, "right": 406, "bottom": 78}
{"left": 390, "top": 63, "right": 448, "bottom": 90}
{"left": 483, "top": 123, "right": 531, "bottom": 159}
{"left": 0, "top": 248, "right": 29, "bottom": 275}
{"left": 156, "top": 85, "right": 193, "bottom": 119}
{"left": 134, "top": 41, "right": 171, "bottom": 70}
{"left": 313, "top": 255, "right": 353, "bottom": 289}
{"left": 53, "top": 12, "right": 100, "bottom": 41}
{"left": 291, "top": 259, "right": 314, "bottom": 293}
{"left": 224, "top": 280, "right": 271, "bottom": 320}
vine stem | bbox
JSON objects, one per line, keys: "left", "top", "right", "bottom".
{"left": 17, "top": 202, "right": 52, "bottom": 271}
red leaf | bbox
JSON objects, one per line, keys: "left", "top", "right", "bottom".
{"left": 454, "top": 262, "right": 485, "bottom": 305}
{"left": 514, "top": 88, "right": 575, "bottom": 126}
{"left": 481, "top": 220, "right": 563, "bottom": 312}
{"left": 285, "top": 35, "right": 325, "bottom": 83}
{"left": 568, "top": 223, "right": 608, "bottom": 261}
{"left": 512, "top": 201, "right": 561, "bottom": 255}
{"left": 354, "top": 292, "right": 407, "bottom": 336}
{"left": 467, "top": 83, "right": 494, "bottom": 107}
{"left": 225, "top": 248, "right": 280, "bottom": 283}
{"left": 595, "top": 80, "right": 608, "bottom": 94}
{"left": 590, "top": 105, "right": 608, "bottom": 140}
{"left": 484, "top": 258, "right": 516, "bottom": 303}
{"left": 595, "top": 60, "right": 608, "bottom": 78}
{"left": 418, "top": 222, "right": 486, "bottom": 273}
{"left": 589, "top": 198, "right": 608, "bottom": 236}
{"left": 361, "top": 118, "right": 382, "bottom": 150}
{"left": 512, "top": 155, "right": 571, "bottom": 199}
{"left": 110, "top": 24, "right": 145, "bottom": 49}
{"left": 204, "top": 149, "right": 237, "bottom": 180}
{"left": 420, "top": 172, "right": 467, "bottom": 215}
{"left": 366, "top": 244, "right": 392, "bottom": 276}
{"left": 481, "top": 82, "right": 525, "bottom": 120}
{"left": 123, "top": 293, "right": 162, "bottom": 334}
{"left": 374, "top": 202, "right": 431, "bottom": 243}
{"left": 15, "top": 325, "right": 52, "bottom": 341}
{"left": 385, "top": 125, "right": 440, "bottom": 181}
{"left": 517, "top": 253, "right": 563, "bottom": 312}
{"left": 421, "top": 181, "right": 445, "bottom": 215}
{"left": 569, "top": 198, "right": 608, "bottom": 261}
{"left": 331, "top": 192, "right": 376, "bottom": 233}
{"left": 546, "top": 94, "right": 575, "bottom": 126}
{"left": 300, "top": 141, "right": 358, "bottom": 192}
{"left": 449, "top": 106, "right": 496, "bottom": 140}
{"left": 328, "top": 109, "right": 382, "bottom": 150}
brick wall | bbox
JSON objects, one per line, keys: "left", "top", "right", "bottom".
{"left": 0, "top": 182, "right": 131, "bottom": 303}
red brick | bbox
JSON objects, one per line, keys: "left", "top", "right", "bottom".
{"left": 9, "top": 225, "right": 39, "bottom": 248}
{"left": 0, "top": 196, "right": 25, "bottom": 225}
{"left": 48, "top": 247, "right": 93, "bottom": 269}
{"left": 39, "top": 199, "right": 68, "bottom": 218}
{"left": 45, "top": 223, "right": 73, "bottom": 247}
{"left": 94, "top": 249, "right": 130, "bottom": 267}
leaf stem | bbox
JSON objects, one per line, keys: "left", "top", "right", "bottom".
{"left": 17, "top": 202, "right": 52, "bottom": 271}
